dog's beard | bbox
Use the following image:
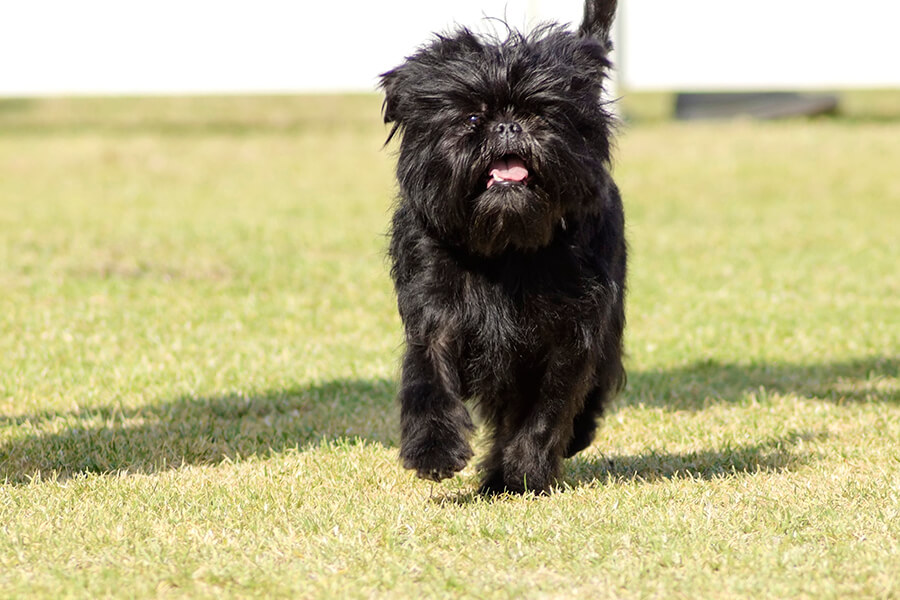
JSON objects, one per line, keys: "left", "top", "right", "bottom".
{"left": 450, "top": 139, "right": 591, "bottom": 256}
{"left": 467, "top": 156, "right": 561, "bottom": 256}
{"left": 407, "top": 138, "right": 595, "bottom": 257}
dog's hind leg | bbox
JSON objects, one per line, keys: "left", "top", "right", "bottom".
{"left": 565, "top": 332, "right": 625, "bottom": 457}
{"left": 564, "top": 386, "right": 604, "bottom": 458}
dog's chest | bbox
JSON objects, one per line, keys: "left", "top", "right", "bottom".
{"left": 456, "top": 264, "right": 588, "bottom": 356}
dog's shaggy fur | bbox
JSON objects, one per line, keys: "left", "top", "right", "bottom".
{"left": 380, "top": 0, "right": 626, "bottom": 494}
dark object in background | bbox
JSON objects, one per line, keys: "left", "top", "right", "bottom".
{"left": 675, "top": 92, "right": 839, "bottom": 120}
{"left": 378, "top": 0, "right": 626, "bottom": 495}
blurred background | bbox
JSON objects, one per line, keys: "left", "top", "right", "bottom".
{"left": 3, "top": 0, "right": 900, "bottom": 118}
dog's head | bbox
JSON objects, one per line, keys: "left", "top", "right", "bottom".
{"left": 381, "top": 0, "right": 618, "bottom": 256}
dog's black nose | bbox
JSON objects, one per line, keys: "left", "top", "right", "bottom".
{"left": 493, "top": 121, "right": 523, "bottom": 137}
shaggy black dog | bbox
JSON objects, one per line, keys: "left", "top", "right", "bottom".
{"left": 380, "top": 0, "right": 626, "bottom": 494}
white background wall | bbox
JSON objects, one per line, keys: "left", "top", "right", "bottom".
{"left": 0, "top": 0, "right": 583, "bottom": 96}
{"left": 619, "top": 0, "right": 900, "bottom": 90}
{"left": 1, "top": 0, "right": 898, "bottom": 96}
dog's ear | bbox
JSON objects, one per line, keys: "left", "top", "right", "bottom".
{"left": 379, "top": 67, "right": 404, "bottom": 124}
{"left": 579, "top": 0, "right": 617, "bottom": 50}
{"left": 379, "top": 66, "right": 410, "bottom": 143}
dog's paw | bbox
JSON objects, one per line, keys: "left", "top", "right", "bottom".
{"left": 400, "top": 430, "right": 474, "bottom": 482}
{"left": 478, "top": 469, "right": 508, "bottom": 495}
{"left": 479, "top": 468, "right": 553, "bottom": 496}
{"left": 495, "top": 438, "right": 560, "bottom": 494}
{"left": 563, "top": 418, "right": 597, "bottom": 458}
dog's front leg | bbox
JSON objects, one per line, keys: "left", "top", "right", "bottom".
{"left": 397, "top": 337, "right": 475, "bottom": 482}
{"left": 483, "top": 351, "right": 594, "bottom": 494}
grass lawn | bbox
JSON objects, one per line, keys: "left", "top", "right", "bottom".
{"left": 1, "top": 92, "right": 898, "bottom": 598}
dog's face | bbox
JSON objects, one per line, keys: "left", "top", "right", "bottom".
{"left": 381, "top": 27, "right": 614, "bottom": 256}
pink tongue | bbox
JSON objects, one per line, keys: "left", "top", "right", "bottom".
{"left": 487, "top": 156, "right": 529, "bottom": 188}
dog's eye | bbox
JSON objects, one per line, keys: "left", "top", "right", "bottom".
{"left": 467, "top": 114, "right": 481, "bottom": 125}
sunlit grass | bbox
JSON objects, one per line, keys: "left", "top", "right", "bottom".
{"left": 1, "top": 93, "right": 898, "bottom": 598}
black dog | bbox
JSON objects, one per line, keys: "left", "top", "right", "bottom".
{"left": 380, "top": 0, "right": 626, "bottom": 494}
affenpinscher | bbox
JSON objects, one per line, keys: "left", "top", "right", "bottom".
{"left": 380, "top": 0, "right": 626, "bottom": 494}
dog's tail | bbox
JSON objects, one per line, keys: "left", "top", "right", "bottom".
{"left": 579, "top": 0, "right": 617, "bottom": 50}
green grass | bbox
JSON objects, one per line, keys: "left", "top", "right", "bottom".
{"left": 1, "top": 92, "right": 899, "bottom": 598}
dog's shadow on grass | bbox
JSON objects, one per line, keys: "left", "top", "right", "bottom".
{"left": 1, "top": 355, "right": 895, "bottom": 485}
{"left": 0, "top": 379, "right": 399, "bottom": 485}
{"left": 428, "top": 430, "right": 826, "bottom": 505}
{"left": 565, "top": 430, "right": 826, "bottom": 488}
{"left": 624, "top": 355, "right": 897, "bottom": 411}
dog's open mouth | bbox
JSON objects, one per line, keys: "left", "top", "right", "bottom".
{"left": 486, "top": 154, "right": 529, "bottom": 189}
